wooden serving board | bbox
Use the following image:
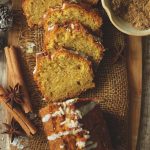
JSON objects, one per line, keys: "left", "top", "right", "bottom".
{"left": 127, "top": 36, "right": 142, "bottom": 150}
{"left": 3, "top": 0, "right": 142, "bottom": 150}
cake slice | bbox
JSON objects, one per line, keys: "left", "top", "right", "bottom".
{"left": 39, "top": 98, "right": 113, "bottom": 150}
{"left": 22, "top": 1, "right": 101, "bottom": 28}
{"left": 33, "top": 49, "right": 95, "bottom": 102}
{"left": 22, "top": 0, "right": 63, "bottom": 27}
{"left": 44, "top": 22, "right": 104, "bottom": 65}
{"left": 43, "top": 3, "right": 102, "bottom": 32}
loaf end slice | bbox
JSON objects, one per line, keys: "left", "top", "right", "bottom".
{"left": 34, "top": 49, "right": 95, "bottom": 102}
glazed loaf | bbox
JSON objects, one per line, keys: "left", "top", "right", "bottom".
{"left": 43, "top": 3, "right": 102, "bottom": 32}
{"left": 39, "top": 98, "right": 113, "bottom": 150}
{"left": 44, "top": 22, "right": 104, "bottom": 64}
{"left": 33, "top": 49, "right": 95, "bottom": 102}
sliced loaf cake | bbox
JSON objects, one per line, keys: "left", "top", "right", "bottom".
{"left": 33, "top": 49, "right": 95, "bottom": 102}
{"left": 43, "top": 3, "right": 102, "bottom": 32}
{"left": 44, "top": 22, "right": 104, "bottom": 65}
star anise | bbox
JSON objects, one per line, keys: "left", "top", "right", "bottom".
{"left": 4, "top": 83, "right": 24, "bottom": 108}
{"left": 1, "top": 118, "right": 25, "bottom": 142}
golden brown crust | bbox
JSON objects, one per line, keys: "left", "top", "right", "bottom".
{"left": 34, "top": 49, "right": 95, "bottom": 102}
{"left": 43, "top": 3, "right": 102, "bottom": 32}
{"left": 43, "top": 22, "right": 104, "bottom": 64}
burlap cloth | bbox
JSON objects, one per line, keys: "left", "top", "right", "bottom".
{"left": 9, "top": 8, "right": 129, "bottom": 150}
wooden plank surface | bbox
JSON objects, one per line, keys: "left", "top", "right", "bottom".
{"left": 137, "top": 36, "right": 150, "bottom": 150}
{"left": 127, "top": 36, "right": 142, "bottom": 150}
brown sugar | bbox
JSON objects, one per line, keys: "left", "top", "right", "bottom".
{"left": 111, "top": 0, "right": 150, "bottom": 30}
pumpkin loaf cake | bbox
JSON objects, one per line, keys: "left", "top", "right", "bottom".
{"left": 22, "top": 0, "right": 63, "bottom": 27}
{"left": 33, "top": 49, "right": 95, "bottom": 102}
{"left": 22, "top": 1, "right": 101, "bottom": 27}
{"left": 39, "top": 98, "right": 113, "bottom": 150}
{"left": 43, "top": 3, "right": 102, "bottom": 32}
{"left": 44, "top": 22, "right": 104, "bottom": 64}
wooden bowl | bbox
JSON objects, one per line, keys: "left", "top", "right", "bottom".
{"left": 101, "top": 0, "right": 150, "bottom": 36}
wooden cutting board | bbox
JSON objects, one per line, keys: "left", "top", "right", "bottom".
{"left": 127, "top": 36, "right": 142, "bottom": 150}
{"left": 4, "top": 1, "right": 142, "bottom": 150}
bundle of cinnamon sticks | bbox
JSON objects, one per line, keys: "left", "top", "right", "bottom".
{"left": 5, "top": 46, "right": 32, "bottom": 113}
{"left": 0, "top": 46, "right": 37, "bottom": 136}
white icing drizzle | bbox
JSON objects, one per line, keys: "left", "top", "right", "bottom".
{"left": 48, "top": 25, "right": 55, "bottom": 31}
{"left": 75, "top": 110, "right": 82, "bottom": 119}
{"left": 79, "top": 102, "right": 96, "bottom": 117}
{"left": 84, "top": 134, "right": 90, "bottom": 139}
{"left": 69, "top": 0, "right": 78, "bottom": 3}
{"left": 66, "top": 119, "right": 79, "bottom": 128}
{"left": 42, "top": 107, "right": 65, "bottom": 122}
{"left": 42, "top": 97, "right": 46, "bottom": 101}
{"left": 76, "top": 141, "right": 86, "bottom": 149}
{"left": 71, "top": 23, "right": 75, "bottom": 29}
{"left": 33, "top": 66, "right": 37, "bottom": 75}
{"left": 60, "top": 144, "right": 65, "bottom": 149}
{"left": 47, "top": 128, "right": 83, "bottom": 141}
{"left": 60, "top": 120, "right": 66, "bottom": 125}
{"left": 86, "top": 141, "right": 94, "bottom": 146}
{"left": 85, "top": 142, "right": 98, "bottom": 150}
{"left": 42, "top": 98, "right": 79, "bottom": 123}
{"left": 33, "top": 53, "right": 39, "bottom": 75}
{"left": 55, "top": 98, "right": 77, "bottom": 106}
{"left": 66, "top": 27, "right": 71, "bottom": 32}
{"left": 42, "top": 114, "right": 51, "bottom": 122}
{"left": 64, "top": 98, "right": 78, "bottom": 105}
{"left": 43, "top": 98, "right": 98, "bottom": 150}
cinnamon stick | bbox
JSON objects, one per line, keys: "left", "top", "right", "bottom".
{"left": 0, "top": 86, "right": 37, "bottom": 136}
{"left": 5, "top": 46, "right": 32, "bottom": 113}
